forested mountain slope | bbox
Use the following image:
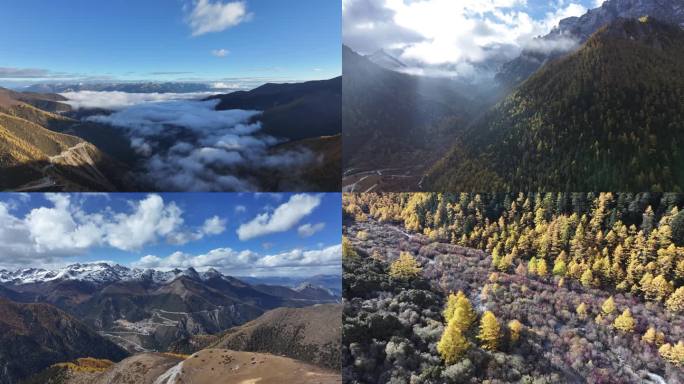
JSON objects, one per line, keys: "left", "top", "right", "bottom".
{"left": 428, "top": 18, "right": 684, "bottom": 191}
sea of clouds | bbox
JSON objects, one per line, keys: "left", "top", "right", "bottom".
{"left": 60, "top": 91, "right": 217, "bottom": 110}
{"left": 63, "top": 92, "right": 315, "bottom": 191}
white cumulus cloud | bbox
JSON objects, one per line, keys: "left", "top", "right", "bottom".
{"left": 298, "top": 222, "right": 326, "bottom": 238}
{"left": 132, "top": 244, "right": 341, "bottom": 276}
{"left": 344, "top": 0, "right": 590, "bottom": 77}
{"left": 237, "top": 194, "right": 322, "bottom": 240}
{"left": 0, "top": 194, "right": 226, "bottom": 269}
{"left": 187, "top": 0, "right": 252, "bottom": 36}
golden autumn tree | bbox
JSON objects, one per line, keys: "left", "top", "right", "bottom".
{"left": 576, "top": 302, "right": 588, "bottom": 320}
{"left": 613, "top": 309, "right": 636, "bottom": 332}
{"left": 659, "top": 341, "right": 684, "bottom": 366}
{"left": 389, "top": 252, "right": 422, "bottom": 280}
{"left": 443, "top": 292, "right": 460, "bottom": 323}
{"left": 536, "top": 259, "right": 548, "bottom": 277}
{"left": 552, "top": 255, "right": 567, "bottom": 276}
{"left": 601, "top": 296, "right": 616, "bottom": 316}
{"left": 643, "top": 328, "right": 666, "bottom": 346}
{"left": 666, "top": 287, "right": 684, "bottom": 313}
{"left": 437, "top": 318, "right": 470, "bottom": 365}
{"left": 478, "top": 311, "right": 501, "bottom": 351}
{"left": 508, "top": 319, "right": 523, "bottom": 343}
{"left": 451, "top": 293, "right": 477, "bottom": 332}
{"left": 581, "top": 268, "right": 595, "bottom": 288}
{"left": 528, "top": 257, "right": 538, "bottom": 275}
{"left": 642, "top": 327, "right": 657, "bottom": 344}
{"left": 342, "top": 236, "right": 358, "bottom": 261}
{"left": 642, "top": 274, "right": 673, "bottom": 302}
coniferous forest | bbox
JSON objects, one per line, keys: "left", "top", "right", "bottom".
{"left": 342, "top": 192, "right": 684, "bottom": 383}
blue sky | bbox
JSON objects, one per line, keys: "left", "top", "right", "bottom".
{"left": 524, "top": 0, "right": 602, "bottom": 19}
{"left": 0, "top": 0, "right": 341, "bottom": 84}
{"left": 0, "top": 192, "right": 341, "bottom": 277}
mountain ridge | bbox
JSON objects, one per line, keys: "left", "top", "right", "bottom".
{"left": 497, "top": 0, "right": 684, "bottom": 86}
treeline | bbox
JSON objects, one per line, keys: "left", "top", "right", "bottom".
{"left": 344, "top": 192, "right": 684, "bottom": 313}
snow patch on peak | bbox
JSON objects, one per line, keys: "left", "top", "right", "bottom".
{"left": 0, "top": 263, "right": 231, "bottom": 285}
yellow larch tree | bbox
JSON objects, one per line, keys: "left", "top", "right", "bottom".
{"left": 389, "top": 252, "right": 422, "bottom": 280}
{"left": 613, "top": 309, "right": 636, "bottom": 332}
{"left": 508, "top": 319, "right": 523, "bottom": 343}
{"left": 601, "top": 296, "right": 616, "bottom": 316}
{"left": 437, "top": 318, "right": 470, "bottom": 365}
{"left": 666, "top": 287, "right": 684, "bottom": 313}
{"left": 576, "top": 302, "right": 588, "bottom": 320}
{"left": 478, "top": 311, "right": 501, "bottom": 351}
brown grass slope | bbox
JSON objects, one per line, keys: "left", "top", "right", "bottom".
{"left": 209, "top": 303, "right": 342, "bottom": 370}
{"left": 0, "top": 89, "right": 131, "bottom": 191}
{"left": 169, "top": 304, "right": 342, "bottom": 370}
{"left": 31, "top": 350, "right": 341, "bottom": 384}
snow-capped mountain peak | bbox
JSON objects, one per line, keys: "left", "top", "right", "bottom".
{"left": 0, "top": 263, "right": 237, "bottom": 286}
{"left": 0, "top": 263, "right": 143, "bottom": 285}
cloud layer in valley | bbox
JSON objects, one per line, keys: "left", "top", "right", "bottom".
{"left": 67, "top": 94, "right": 316, "bottom": 191}
{"left": 343, "top": 0, "right": 591, "bottom": 77}
{"left": 61, "top": 91, "right": 216, "bottom": 110}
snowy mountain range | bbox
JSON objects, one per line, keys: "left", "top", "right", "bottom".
{"left": 0, "top": 263, "right": 302, "bottom": 287}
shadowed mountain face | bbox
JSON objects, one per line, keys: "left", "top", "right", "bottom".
{"left": 428, "top": 17, "right": 684, "bottom": 191}
{"left": 342, "top": 45, "right": 489, "bottom": 192}
{"left": 207, "top": 77, "right": 342, "bottom": 191}
{"left": 0, "top": 298, "right": 128, "bottom": 384}
{"left": 497, "top": 0, "right": 684, "bottom": 86}
{"left": 208, "top": 77, "right": 342, "bottom": 141}
{"left": 0, "top": 264, "right": 339, "bottom": 354}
